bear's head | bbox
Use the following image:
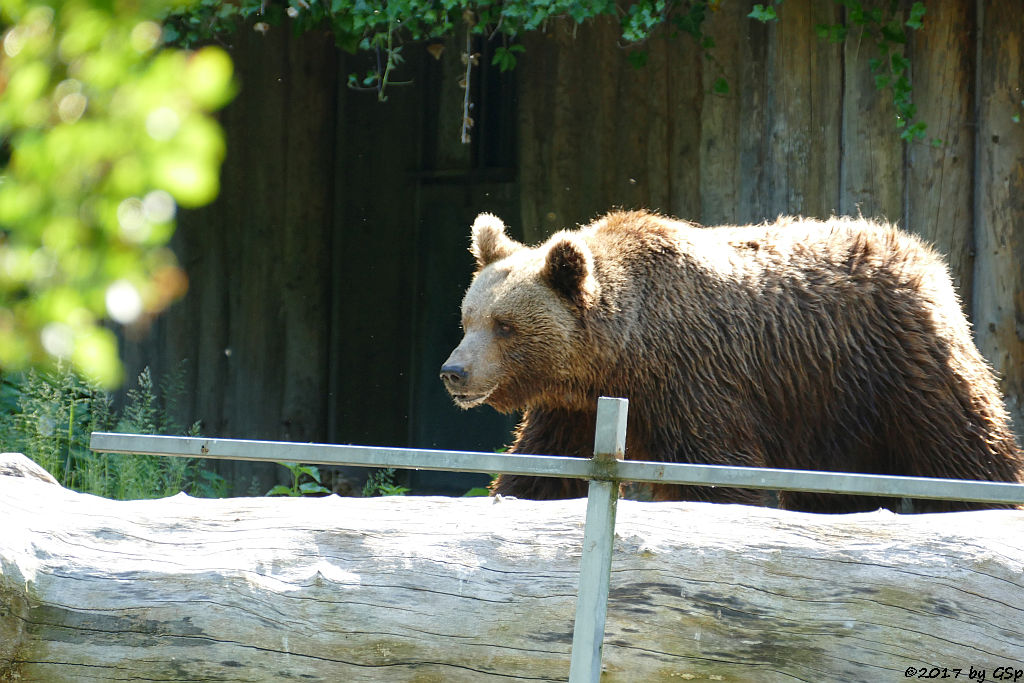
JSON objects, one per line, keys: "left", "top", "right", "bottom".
{"left": 440, "top": 213, "right": 601, "bottom": 413}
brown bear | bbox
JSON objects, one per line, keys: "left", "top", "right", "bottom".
{"left": 440, "top": 210, "right": 1023, "bottom": 513}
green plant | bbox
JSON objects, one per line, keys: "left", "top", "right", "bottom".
{"left": 0, "top": 0, "right": 235, "bottom": 387}
{"left": 0, "top": 363, "right": 227, "bottom": 499}
{"left": 749, "top": 2, "right": 781, "bottom": 23}
{"left": 812, "top": 1, "right": 933, "bottom": 143}
{"left": 163, "top": 1, "right": 938, "bottom": 146}
{"left": 362, "top": 467, "right": 410, "bottom": 497}
{"left": 267, "top": 461, "right": 331, "bottom": 497}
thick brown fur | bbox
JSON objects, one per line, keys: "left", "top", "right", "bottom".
{"left": 440, "top": 210, "right": 1024, "bottom": 513}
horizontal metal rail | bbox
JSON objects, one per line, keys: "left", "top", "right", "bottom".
{"left": 89, "top": 431, "right": 1024, "bottom": 505}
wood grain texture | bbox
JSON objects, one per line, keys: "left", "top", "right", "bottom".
{"left": 973, "top": 0, "right": 1024, "bottom": 438}
{"left": 764, "top": 0, "right": 843, "bottom": 218}
{"left": 279, "top": 29, "right": 337, "bottom": 445}
{"left": 699, "top": 0, "right": 745, "bottom": 226}
{"left": 737, "top": 16, "right": 773, "bottom": 224}
{"left": 3, "top": 453, "right": 1022, "bottom": 682}
{"left": 840, "top": 7, "right": 905, "bottom": 223}
{"left": 221, "top": 22, "right": 287, "bottom": 445}
{"left": 905, "top": 0, "right": 976, "bottom": 299}
{"left": 518, "top": 18, "right": 702, "bottom": 241}
{"left": 656, "top": 24, "right": 704, "bottom": 223}
{"left": 328, "top": 46, "right": 419, "bottom": 450}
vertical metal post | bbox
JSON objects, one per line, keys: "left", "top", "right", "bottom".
{"left": 568, "top": 397, "right": 628, "bottom": 682}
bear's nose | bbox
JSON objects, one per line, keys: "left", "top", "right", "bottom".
{"left": 440, "top": 364, "right": 468, "bottom": 387}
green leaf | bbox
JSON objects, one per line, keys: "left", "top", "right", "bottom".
{"left": 890, "top": 53, "right": 910, "bottom": 75}
{"left": 815, "top": 23, "right": 847, "bottom": 44}
{"left": 377, "top": 483, "right": 409, "bottom": 496}
{"left": 162, "top": 25, "right": 181, "bottom": 44}
{"left": 880, "top": 23, "right": 906, "bottom": 44}
{"left": 712, "top": 77, "right": 729, "bottom": 95}
{"left": 906, "top": 2, "right": 926, "bottom": 30}
{"left": 748, "top": 5, "right": 778, "bottom": 22}
{"left": 267, "top": 484, "right": 297, "bottom": 496}
{"left": 297, "top": 464, "right": 321, "bottom": 481}
{"left": 492, "top": 45, "right": 525, "bottom": 72}
{"left": 627, "top": 50, "right": 649, "bottom": 69}
{"left": 674, "top": 2, "right": 707, "bottom": 39}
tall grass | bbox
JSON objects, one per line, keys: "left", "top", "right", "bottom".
{"left": 0, "top": 363, "right": 228, "bottom": 499}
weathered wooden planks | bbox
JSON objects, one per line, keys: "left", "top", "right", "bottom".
{"left": 839, "top": 4, "right": 905, "bottom": 222}
{"left": 905, "top": 0, "right": 976, "bottom": 298}
{"left": 973, "top": 0, "right": 1024, "bottom": 440}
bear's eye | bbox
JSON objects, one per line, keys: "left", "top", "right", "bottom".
{"left": 494, "top": 318, "right": 515, "bottom": 337}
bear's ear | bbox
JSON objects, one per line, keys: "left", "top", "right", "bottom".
{"left": 542, "top": 236, "right": 600, "bottom": 310}
{"left": 470, "top": 213, "right": 522, "bottom": 269}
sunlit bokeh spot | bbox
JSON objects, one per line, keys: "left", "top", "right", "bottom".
{"left": 105, "top": 279, "right": 143, "bottom": 324}
{"left": 143, "top": 189, "right": 176, "bottom": 223}
{"left": 130, "top": 21, "right": 162, "bottom": 53}
{"left": 58, "top": 92, "right": 87, "bottom": 123}
{"left": 41, "top": 321, "right": 74, "bottom": 358}
{"left": 117, "top": 197, "right": 150, "bottom": 241}
{"left": 146, "top": 106, "right": 180, "bottom": 141}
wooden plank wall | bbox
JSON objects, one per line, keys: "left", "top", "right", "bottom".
{"left": 122, "top": 1, "right": 1023, "bottom": 494}
{"left": 517, "top": 0, "right": 1024, "bottom": 437}
{"left": 124, "top": 26, "right": 342, "bottom": 492}
{"left": 974, "top": 2, "right": 1024, "bottom": 438}
{"left": 122, "top": 23, "right": 516, "bottom": 494}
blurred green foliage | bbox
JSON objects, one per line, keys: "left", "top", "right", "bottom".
{"left": 0, "top": 0, "right": 234, "bottom": 388}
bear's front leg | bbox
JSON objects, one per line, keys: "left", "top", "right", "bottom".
{"left": 490, "top": 473, "right": 589, "bottom": 499}
{"left": 490, "top": 407, "right": 596, "bottom": 500}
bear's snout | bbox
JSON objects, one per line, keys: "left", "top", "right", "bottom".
{"left": 440, "top": 363, "right": 469, "bottom": 388}
{"left": 441, "top": 331, "right": 503, "bottom": 409}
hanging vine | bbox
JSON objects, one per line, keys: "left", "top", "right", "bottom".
{"left": 162, "top": 0, "right": 935, "bottom": 144}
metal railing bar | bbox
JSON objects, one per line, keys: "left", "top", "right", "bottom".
{"left": 90, "top": 432, "right": 1024, "bottom": 505}
{"left": 89, "top": 432, "right": 595, "bottom": 479}
{"left": 569, "top": 398, "right": 628, "bottom": 683}
{"left": 613, "top": 460, "right": 1024, "bottom": 504}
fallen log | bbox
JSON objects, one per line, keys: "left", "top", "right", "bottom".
{"left": 2, "top": 452, "right": 1023, "bottom": 682}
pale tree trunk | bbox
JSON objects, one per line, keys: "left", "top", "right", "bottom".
{"left": 2, "top": 453, "right": 1023, "bottom": 682}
